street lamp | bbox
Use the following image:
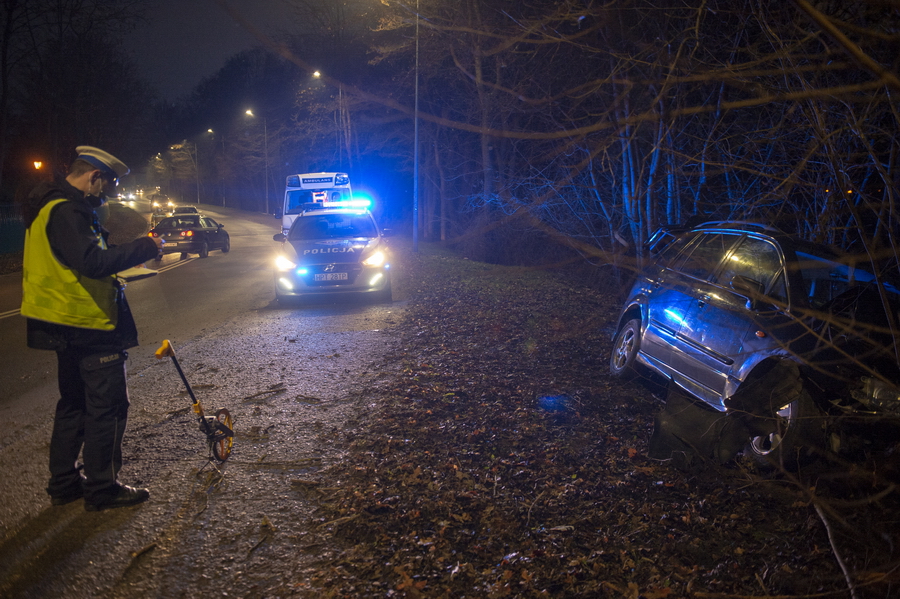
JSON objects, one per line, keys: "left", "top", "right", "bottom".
{"left": 413, "top": 0, "right": 420, "bottom": 253}
{"left": 245, "top": 109, "right": 270, "bottom": 214}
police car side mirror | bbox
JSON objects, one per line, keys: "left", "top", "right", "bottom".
{"left": 273, "top": 233, "right": 286, "bottom": 242}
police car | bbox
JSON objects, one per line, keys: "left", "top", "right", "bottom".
{"left": 272, "top": 206, "right": 391, "bottom": 302}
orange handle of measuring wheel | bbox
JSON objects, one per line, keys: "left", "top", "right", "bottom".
{"left": 155, "top": 339, "right": 175, "bottom": 359}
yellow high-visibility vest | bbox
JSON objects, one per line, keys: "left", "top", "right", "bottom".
{"left": 21, "top": 198, "right": 118, "bottom": 330}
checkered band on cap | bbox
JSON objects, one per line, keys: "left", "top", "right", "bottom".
{"left": 75, "top": 146, "right": 130, "bottom": 179}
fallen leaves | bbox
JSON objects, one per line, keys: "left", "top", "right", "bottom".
{"left": 291, "top": 248, "right": 900, "bottom": 598}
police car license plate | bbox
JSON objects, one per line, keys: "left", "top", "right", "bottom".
{"left": 314, "top": 273, "right": 348, "bottom": 281}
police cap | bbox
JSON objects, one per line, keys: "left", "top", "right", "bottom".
{"left": 75, "top": 146, "right": 130, "bottom": 180}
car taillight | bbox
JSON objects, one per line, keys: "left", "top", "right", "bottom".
{"left": 148, "top": 231, "right": 158, "bottom": 237}
{"left": 182, "top": 230, "right": 194, "bottom": 237}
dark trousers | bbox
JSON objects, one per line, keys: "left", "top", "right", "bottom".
{"left": 47, "top": 347, "right": 130, "bottom": 501}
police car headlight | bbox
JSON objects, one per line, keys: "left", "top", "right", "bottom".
{"left": 275, "top": 255, "right": 297, "bottom": 271}
{"left": 362, "top": 251, "right": 386, "bottom": 268}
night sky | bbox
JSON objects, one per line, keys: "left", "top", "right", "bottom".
{"left": 123, "top": 0, "right": 298, "bottom": 102}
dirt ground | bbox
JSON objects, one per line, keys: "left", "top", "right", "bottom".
{"left": 2, "top": 242, "right": 899, "bottom": 598}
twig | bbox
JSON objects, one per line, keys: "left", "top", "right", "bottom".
{"left": 122, "top": 542, "right": 157, "bottom": 575}
{"left": 317, "top": 513, "right": 360, "bottom": 528}
{"left": 525, "top": 490, "right": 546, "bottom": 530}
{"left": 813, "top": 501, "right": 859, "bottom": 599}
{"left": 247, "top": 533, "right": 270, "bottom": 557}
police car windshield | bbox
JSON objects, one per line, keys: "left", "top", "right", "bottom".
{"left": 288, "top": 213, "right": 376, "bottom": 241}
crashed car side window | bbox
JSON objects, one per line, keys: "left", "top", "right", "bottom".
{"left": 670, "top": 233, "right": 740, "bottom": 280}
{"left": 656, "top": 233, "right": 694, "bottom": 265}
{"left": 715, "top": 237, "right": 786, "bottom": 302}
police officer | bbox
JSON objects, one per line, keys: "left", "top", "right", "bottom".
{"left": 21, "top": 146, "right": 163, "bottom": 511}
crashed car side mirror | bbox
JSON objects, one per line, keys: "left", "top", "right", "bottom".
{"left": 273, "top": 233, "right": 286, "bottom": 242}
{"left": 730, "top": 275, "right": 765, "bottom": 310}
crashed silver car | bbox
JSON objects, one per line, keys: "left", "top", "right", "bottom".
{"left": 272, "top": 207, "right": 391, "bottom": 302}
{"left": 610, "top": 221, "right": 900, "bottom": 468}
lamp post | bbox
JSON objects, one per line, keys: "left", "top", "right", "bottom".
{"left": 245, "top": 109, "right": 270, "bottom": 214}
{"left": 413, "top": 0, "right": 420, "bottom": 253}
{"left": 312, "top": 70, "right": 347, "bottom": 170}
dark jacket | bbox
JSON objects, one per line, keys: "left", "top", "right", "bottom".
{"left": 24, "top": 180, "right": 159, "bottom": 352}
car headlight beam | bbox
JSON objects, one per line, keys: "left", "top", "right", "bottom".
{"left": 362, "top": 251, "right": 386, "bottom": 268}
{"left": 275, "top": 255, "right": 297, "bottom": 272}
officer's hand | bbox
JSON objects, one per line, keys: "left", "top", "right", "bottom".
{"left": 152, "top": 237, "right": 165, "bottom": 250}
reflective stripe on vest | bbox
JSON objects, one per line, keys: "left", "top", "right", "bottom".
{"left": 21, "top": 198, "right": 118, "bottom": 330}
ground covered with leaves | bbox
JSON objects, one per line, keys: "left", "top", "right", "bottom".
{"left": 291, "top": 246, "right": 900, "bottom": 598}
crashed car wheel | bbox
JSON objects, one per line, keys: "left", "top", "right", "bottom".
{"left": 610, "top": 318, "right": 641, "bottom": 379}
{"left": 199, "top": 242, "right": 209, "bottom": 259}
{"left": 746, "top": 388, "right": 823, "bottom": 470}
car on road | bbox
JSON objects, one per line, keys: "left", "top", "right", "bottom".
{"left": 149, "top": 193, "right": 174, "bottom": 214}
{"left": 149, "top": 215, "right": 231, "bottom": 259}
{"left": 610, "top": 220, "right": 900, "bottom": 467}
{"left": 272, "top": 207, "right": 391, "bottom": 302}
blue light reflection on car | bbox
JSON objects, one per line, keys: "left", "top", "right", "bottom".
{"left": 663, "top": 308, "right": 687, "bottom": 327}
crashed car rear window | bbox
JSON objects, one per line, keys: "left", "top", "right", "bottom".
{"left": 288, "top": 214, "right": 377, "bottom": 241}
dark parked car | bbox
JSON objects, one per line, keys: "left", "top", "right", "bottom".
{"left": 149, "top": 215, "right": 230, "bottom": 259}
{"left": 272, "top": 207, "right": 391, "bottom": 302}
{"left": 610, "top": 221, "right": 900, "bottom": 467}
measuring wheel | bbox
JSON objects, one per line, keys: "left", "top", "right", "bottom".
{"left": 210, "top": 408, "right": 235, "bottom": 462}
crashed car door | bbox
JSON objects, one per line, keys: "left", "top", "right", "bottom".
{"left": 672, "top": 236, "right": 785, "bottom": 408}
{"left": 641, "top": 232, "right": 740, "bottom": 375}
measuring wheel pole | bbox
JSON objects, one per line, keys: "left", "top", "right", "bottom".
{"left": 155, "top": 340, "right": 210, "bottom": 433}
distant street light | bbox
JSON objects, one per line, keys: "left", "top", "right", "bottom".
{"left": 245, "top": 109, "right": 270, "bottom": 214}
{"left": 33, "top": 161, "right": 43, "bottom": 170}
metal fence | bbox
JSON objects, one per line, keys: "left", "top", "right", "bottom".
{"left": 0, "top": 204, "right": 24, "bottom": 254}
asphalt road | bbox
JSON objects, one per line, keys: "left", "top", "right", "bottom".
{"left": 0, "top": 202, "right": 278, "bottom": 421}
{"left": 0, "top": 198, "right": 406, "bottom": 589}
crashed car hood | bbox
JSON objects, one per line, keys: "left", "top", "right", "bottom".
{"left": 284, "top": 237, "right": 382, "bottom": 265}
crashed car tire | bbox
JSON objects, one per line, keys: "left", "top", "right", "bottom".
{"left": 610, "top": 318, "right": 642, "bottom": 380}
{"left": 745, "top": 387, "right": 824, "bottom": 470}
